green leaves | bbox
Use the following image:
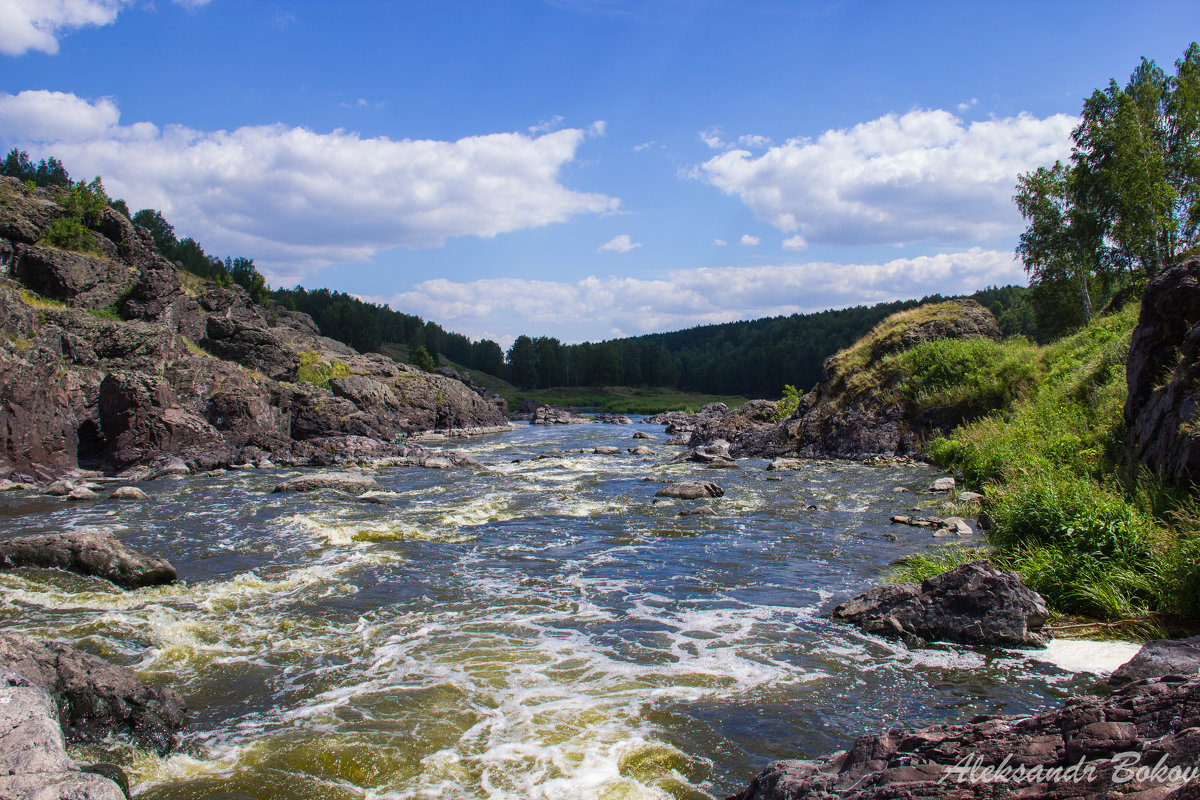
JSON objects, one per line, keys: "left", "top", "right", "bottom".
{"left": 1015, "top": 43, "right": 1200, "bottom": 329}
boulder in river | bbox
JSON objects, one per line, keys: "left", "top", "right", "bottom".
{"left": 727, "top": 674, "right": 1200, "bottom": 800}
{"left": 0, "top": 530, "right": 177, "bottom": 589}
{"left": 1110, "top": 635, "right": 1200, "bottom": 686}
{"left": 0, "top": 632, "right": 186, "bottom": 756}
{"left": 271, "top": 471, "right": 381, "bottom": 494}
{"left": 655, "top": 481, "right": 725, "bottom": 500}
{"left": 832, "top": 560, "right": 1048, "bottom": 647}
{"left": 0, "top": 669, "right": 127, "bottom": 800}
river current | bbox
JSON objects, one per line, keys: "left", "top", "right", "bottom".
{"left": 0, "top": 421, "right": 1137, "bottom": 799}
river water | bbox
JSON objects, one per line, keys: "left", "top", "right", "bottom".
{"left": 0, "top": 421, "right": 1137, "bottom": 799}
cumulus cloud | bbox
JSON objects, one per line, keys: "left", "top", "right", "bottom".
{"left": 698, "top": 108, "right": 1075, "bottom": 247}
{"left": 781, "top": 234, "right": 807, "bottom": 251}
{"left": 385, "top": 247, "right": 1024, "bottom": 343}
{"left": 739, "top": 234, "right": 760, "bottom": 246}
{"left": 0, "top": 90, "right": 619, "bottom": 282}
{"left": 0, "top": 0, "right": 209, "bottom": 56}
{"left": 713, "top": 238, "right": 727, "bottom": 247}
{"left": 598, "top": 234, "right": 641, "bottom": 253}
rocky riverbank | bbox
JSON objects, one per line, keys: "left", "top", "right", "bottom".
{"left": 0, "top": 176, "right": 510, "bottom": 485}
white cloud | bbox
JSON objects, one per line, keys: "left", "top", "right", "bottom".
{"left": 700, "top": 127, "right": 726, "bottom": 150}
{"left": 633, "top": 141, "right": 655, "bottom": 153}
{"left": 385, "top": 247, "right": 1024, "bottom": 343}
{"left": 736, "top": 133, "right": 773, "bottom": 149}
{"left": 957, "top": 97, "right": 979, "bottom": 112}
{"left": 529, "top": 115, "right": 565, "bottom": 134}
{"left": 598, "top": 234, "right": 641, "bottom": 253}
{"left": 781, "top": 234, "right": 807, "bottom": 251}
{"left": 698, "top": 108, "right": 1075, "bottom": 247}
{"left": 713, "top": 238, "right": 727, "bottom": 247}
{"left": 0, "top": 0, "right": 209, "bottom": 56}
{"left": 739, "top": 234, "right": 760, "bottom": 246}
{"left": 0, "top": 91, "right": 619, "bottom": 283}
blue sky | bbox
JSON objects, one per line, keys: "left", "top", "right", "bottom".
{"left": 2, "top": 1, "right": 1198, "bottom": 347}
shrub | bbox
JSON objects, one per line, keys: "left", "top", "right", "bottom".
{"left": 296, "top": 350, "right": 349, "bottom": 389}
{"left": 769, "top": 384, "right": 803, "bottom": 422}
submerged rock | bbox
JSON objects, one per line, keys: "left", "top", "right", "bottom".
{"left": 0, "top": 530, "right": 177, "bottom": 589}
{"left": 0, "top": 632, "right": 186, "bottom": 756}
{"left": 0, "top": 670, "right": 127, "bottom": 800}
{"left": 271, "top": 471, "right": 381, "bottom": 494}
{"left": 1110, "top": 635, "right": 1200, "bottom": 685}
{"left": 655, "top": 481, "right": 725, "bottom": 500}
{"left": 727, "top": 674, "right": 1200, "bottom": 800}
{"left": 832, "top": 560, "right": 1047, "bottom": 647}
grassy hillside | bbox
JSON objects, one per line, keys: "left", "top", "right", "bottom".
{"left": 889, "top": 302, "right": 1200, "bottom": 633}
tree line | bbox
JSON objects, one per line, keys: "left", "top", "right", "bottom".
{"left": 499, "top": 285, "right": 1039, "bottom": 396}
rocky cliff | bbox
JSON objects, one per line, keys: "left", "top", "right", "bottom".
{"left": 1123, "top": 256, "right": 1200, "bottom": 485}
{"left": 0, "top": 176, "right": 509, "bottom": 479}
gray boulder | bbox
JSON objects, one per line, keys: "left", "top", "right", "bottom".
{"left": 832, "top": 560, "right": 1048, "bottom": 647}
{"left": 1110, "top": 635, "right": 1200, "bottom": 685}
{"left": 272, "top": 470, "right": 381, "bottom": 493}
{"left": 655, "top": 481, "right": 725, "bottom": 500}
{"left": 0, "top": 670, "right": 127, "bottom": 800}
{"left": 0, "top": 530, "right": 177, "bottom": 589}
{"left": 0, "top": 632, "right": 186, "bottom": 755}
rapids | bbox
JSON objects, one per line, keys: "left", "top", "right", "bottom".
{"left": 0, "top": 422, "right": 1126, "bottom": 799}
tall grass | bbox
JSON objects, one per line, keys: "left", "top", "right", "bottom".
{"left": 924, "top": 302, "right": 1199, "bottom": 627}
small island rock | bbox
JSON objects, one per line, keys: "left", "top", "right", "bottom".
{"left": 0, "top": 530, "right": 177, "bottom": 589}
{"left": 832, "top": 560, "right": 1048, "bottom": 647}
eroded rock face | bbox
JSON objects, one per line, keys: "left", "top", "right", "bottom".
{"left": 0, "top": 631, "right": 186, "bottom": 756}
{"left": 832, "top": 560, "right": 1047, "bottom": 647}
{"left": 1124, "top": 257, "right": 1200, "bottom": 484}
{"left": 0, "top": 530, "right": 176, "bottom": 589}
{"left": 0, "top": 177, "right": 510, "bottom": 478}
{"left": 0, "top": 670, "right": 127, "bottom": 800}
{"left": 727, "top": 674, "right": 1200, "bottom": 800}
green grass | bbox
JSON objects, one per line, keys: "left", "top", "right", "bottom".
{"left": 921, "top": 301, "right": 1199, "bottom": 629}
{"left": 296, "top": 350, "right": 350, "bottom": 390}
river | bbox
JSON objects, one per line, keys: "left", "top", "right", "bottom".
{"left": 0, "top": 421, "right": 1137, "bottom": 799}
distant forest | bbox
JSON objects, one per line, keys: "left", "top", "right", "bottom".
{"left": 6, "top": 148, "right": 1042, "bottom": 398}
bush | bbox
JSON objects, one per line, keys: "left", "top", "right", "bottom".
{"left": 409, "top": 344, "right": 435, "bottom": 372}
{"left": 985, "top": 471, "right": 1164, "bottom": 619}
{"left": 769, "top": 384, "right": 803, "bottom": 422}
{"left": 40, "top": 177, "right": 109, "bottom": 255}
{"left": 296, "top": 350, "right": 350, "bottom": 389}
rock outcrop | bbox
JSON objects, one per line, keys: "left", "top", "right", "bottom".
{"left": 1110, "top": 636, "right": 1200, "bottom": 686}
{"left": 647, "top": 301, "right": 1004, "bottom": 461}
{"left": 0, "top": 670, "right": 127, "bottom": 800}
{"left": 0, "top": 631, "right": 186, "bottom": 756}
{"left": 775, "top": 300, "right": 1002, "bottom": 458}
{"left": 1123, "top": 257, "right": 1200, "bottom": 484}
{"left": 832, "top": 560, "right": 1048, "bottom": 647}
{"left": 0, "top": 176, "right": 509, "bottom": 479}
{"left": 0, "top": 530, "right": 176, "bottom": 589}
{"left": 530, "top": 405, "right": 592, "bottom": 425}
{"left": 728, "top": 674, "right": 1200, "bottom": 800}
